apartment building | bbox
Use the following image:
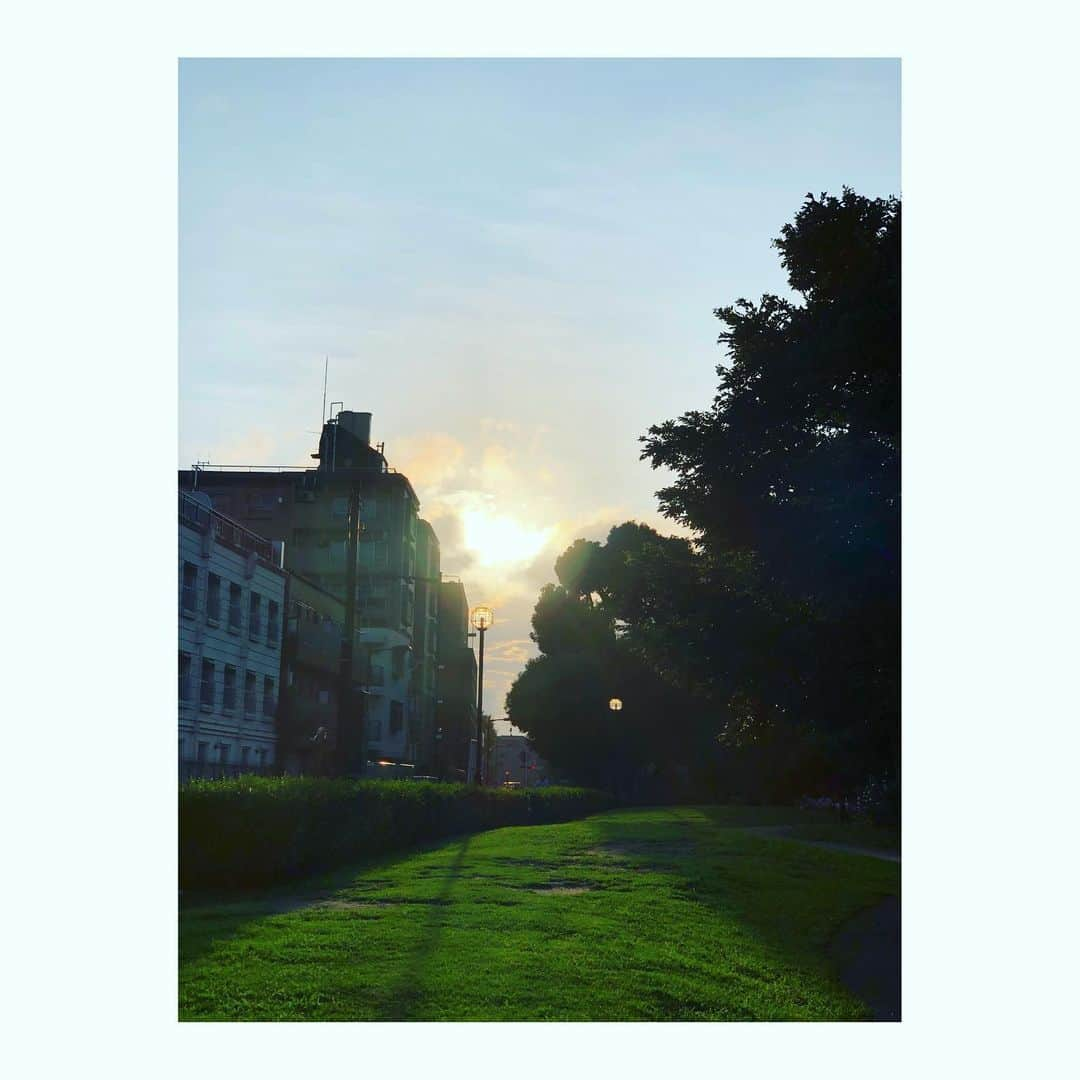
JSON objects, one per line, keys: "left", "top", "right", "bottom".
{"left": 435, "top": 578, "right": 478, "bottom": 781}
{"left": 179, "top": 410, "right": 422, "bottom": 770}
{"left": 411, "top": 520, "right": 440, "bottom": 773}
{"left": 277, "top": 573, "right": 353, "bottom": 776}
{"left": 179, "top": 491, "right": 286, "bottom": 779}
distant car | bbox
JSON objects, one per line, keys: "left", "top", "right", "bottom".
{"left": 500, "top": 780, "right": 522, "bottom": 789}
{"left": 408, "top": 775, "right": 441, "bottom": 782}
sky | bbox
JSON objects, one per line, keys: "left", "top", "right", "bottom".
{"left": 179, "top": 58, "right": 900, "bottom": 725}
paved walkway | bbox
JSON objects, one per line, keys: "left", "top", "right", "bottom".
{"left": 740, "top": 824, "right": 900, "bottom": 1019}
{"left": 740, "top": 825, "right": 900, "bottom": 862}
{"left": 830, "top": 896, "right": 900, "bottom": 1020}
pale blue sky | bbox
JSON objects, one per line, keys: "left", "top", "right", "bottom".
{"left": 180, "top": 58, "right": 900, "bottom": 713}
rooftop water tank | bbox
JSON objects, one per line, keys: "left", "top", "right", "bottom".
{"left": 337, "top": 410, "right": 372, "bottom": 446}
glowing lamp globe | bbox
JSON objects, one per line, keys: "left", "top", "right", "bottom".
{"left": 470, "top": 605, "right": 495, "bottom": 631}
{"left": 608, "top": 697, "right": 623, "bottom": 711}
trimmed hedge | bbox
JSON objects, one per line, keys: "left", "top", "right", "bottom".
{"left": 180, "top": 777, "right": 613, "bottom": 888}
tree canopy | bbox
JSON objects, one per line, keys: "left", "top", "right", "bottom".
{"left": 508, "top": 190, "right": 900, "bottom": 814}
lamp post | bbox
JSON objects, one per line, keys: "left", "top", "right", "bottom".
{"left": 608, "top": 696, "right": 625, "bottom": 797}
{"left": 470, "top": 605, "right": 494, "bottom": 785}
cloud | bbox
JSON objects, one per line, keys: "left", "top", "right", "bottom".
{"left": 194, "top": 427, "right": 283, "bottom": 466}
{"left": 485, "top": 638, "right": 535, "bottom": 665}
{"left": 393, "top": 432, "right": 467, "bottom": 494}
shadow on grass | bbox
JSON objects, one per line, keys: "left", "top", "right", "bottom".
{"left": 179, "top": 831, "right": 476, "bottom": 970}
{"left": 580, "top": 805, "right": 900, "bottom": 1018}
{"left": 375, "top": 835, "right": 472, "bottom": 1020}
{"left": 181, "top": 804, "right": 899, "bottom": 1020}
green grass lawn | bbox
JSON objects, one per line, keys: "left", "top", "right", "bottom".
{"left": 180, "top": 805, "right": 899, "bottom": 1021}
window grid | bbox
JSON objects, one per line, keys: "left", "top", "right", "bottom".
{"left": 181, "top": 562, "right": 198, "bottom": 614}
{"left": 223, "top": 665, "right": 237, "bottom": 712}
{"left": 200, "top": 659, "right": 215, "bottom": 709}
{"left": 244, "top": 672, "right": 257, "bottom": 718}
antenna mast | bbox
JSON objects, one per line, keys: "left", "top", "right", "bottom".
{"left": 321, "top": 356, "right": 329, "bottom": 426}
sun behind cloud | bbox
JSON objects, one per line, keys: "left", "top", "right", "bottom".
{"left": 461, "top": 508, "right": 554, "bottom": 569}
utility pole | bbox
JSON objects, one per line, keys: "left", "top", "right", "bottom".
{"left": 337, "top": 482, "right": 362, "bottom": 775}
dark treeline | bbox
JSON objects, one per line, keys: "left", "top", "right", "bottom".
{"left": 507, "top": 189, "right": 899, "bottom": 821}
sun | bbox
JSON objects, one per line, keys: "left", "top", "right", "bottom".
{"left": 461, "top": 509, "right": 553, "bottom": 568}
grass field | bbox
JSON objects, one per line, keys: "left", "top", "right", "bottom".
{"left": 180, "top": 805, "right": 899, "bottom": 1021}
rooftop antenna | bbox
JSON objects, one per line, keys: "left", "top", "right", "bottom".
{"left": 321, "top": 356, "right": 329, "bottom": 426}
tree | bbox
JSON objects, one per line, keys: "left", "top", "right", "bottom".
{"left": 507, "top": 557, "right": 710, "bottom": 797}
{"left": 640, "top": 189, "right": 900, "bottom": 803}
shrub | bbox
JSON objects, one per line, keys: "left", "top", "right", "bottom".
{"left": 179, "top": 777, "right": 613, "bottom": 889}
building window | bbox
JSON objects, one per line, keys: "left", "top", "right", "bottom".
{"left": 180, "top": 652, "right": 192, "bottom": 703}
{"left": 317, "top": 688, "right": 330, "bottom": 705}
{"left": 200, "top": 659, "right": 215, "bottom": 710}
{"left": 218, "top": 743, "right": 230, "bottom": 765}
{"left": 196, "top": 741, "right": 208, "bottom": 764}
{"left": 369, "top": 716, "right": 382, "bottom": 741}
{"left": 244, "top": 671, "right": 257, "bottom": 717}
{"left": 181, "top": 562, "right": 198, "bottom": 615}
{"left": 390, "top": 700, "right": 404, "bottom": 735}
{"left": 223, "top": 665, "right": 237, "bottom": 713}
{"left": 240, "top": 746, "right": 251, "bottom": 768}
{"left": 360, "top": 539, "right": 388, "bottom": 569}
{"left": 228, "top": 583, "right": 242, "bottom": 632}
{"left": 249, "top": 592, "right": 261, "bottom": 640}
{"left": 263, "top": 676, "right": 276, "bottom": 719}
{"left": 267, "top": 600, "right": 279, "bottom": 644}
{"left": 257, "top": 748, "right": 267, "bottom": 768}
{"left": 206, "top": 573, "right": 221, "bottom": 622}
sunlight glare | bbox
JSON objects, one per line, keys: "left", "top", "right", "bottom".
{"left": 461, "top": 509, "right": 553, "bottom": 568}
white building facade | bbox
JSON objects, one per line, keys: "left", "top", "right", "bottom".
{"left": 179, "top": 491, "right": 287, "bottom": 779}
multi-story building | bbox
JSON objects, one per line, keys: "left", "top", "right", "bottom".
{"left": 179, "top": 490, "right": 286, "bottom": 779}
{"left": 492, "top": 732, "right": 552, "bottom": 788}
{"left": 411, "top": 520, "right": 441, "bottom": 773}
{"left": 179, "top": 410, "right": 423, "bottom": 771}
{"left": 435, "top": 578, "right": 478, "bottom": 781}
{"left": 277, "top": 573, "right": 350, "bottom": 776}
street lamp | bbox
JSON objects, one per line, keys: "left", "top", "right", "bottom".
{"left": 609, "top": 697, "right": 623, "bottom": 711}
{"left": 470, "top": 605, "right": 495, "bottom": 784}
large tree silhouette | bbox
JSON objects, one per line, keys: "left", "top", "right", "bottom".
{"left": 509, "top": 190, "right": 899, "bottom": 811}
{"left": 642, "top": 188, "right": 900, "bottom": 806}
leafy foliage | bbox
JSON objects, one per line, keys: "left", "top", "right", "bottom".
{"left": 509, "top": 190, "right": 899, "bottom": 806}
{"left": 638, "top": 188, "right": 900, "bottom": 798}
{"left": 180, "top": 776, "right": 611, "bottom": 888}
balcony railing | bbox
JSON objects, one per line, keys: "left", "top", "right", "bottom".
{"left": 179, "top": 491, "right": 275, "bottom": 562}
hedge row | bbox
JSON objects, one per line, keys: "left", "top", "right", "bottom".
{"left": 180, "top": 777, "right": 613, "bottom": 888}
